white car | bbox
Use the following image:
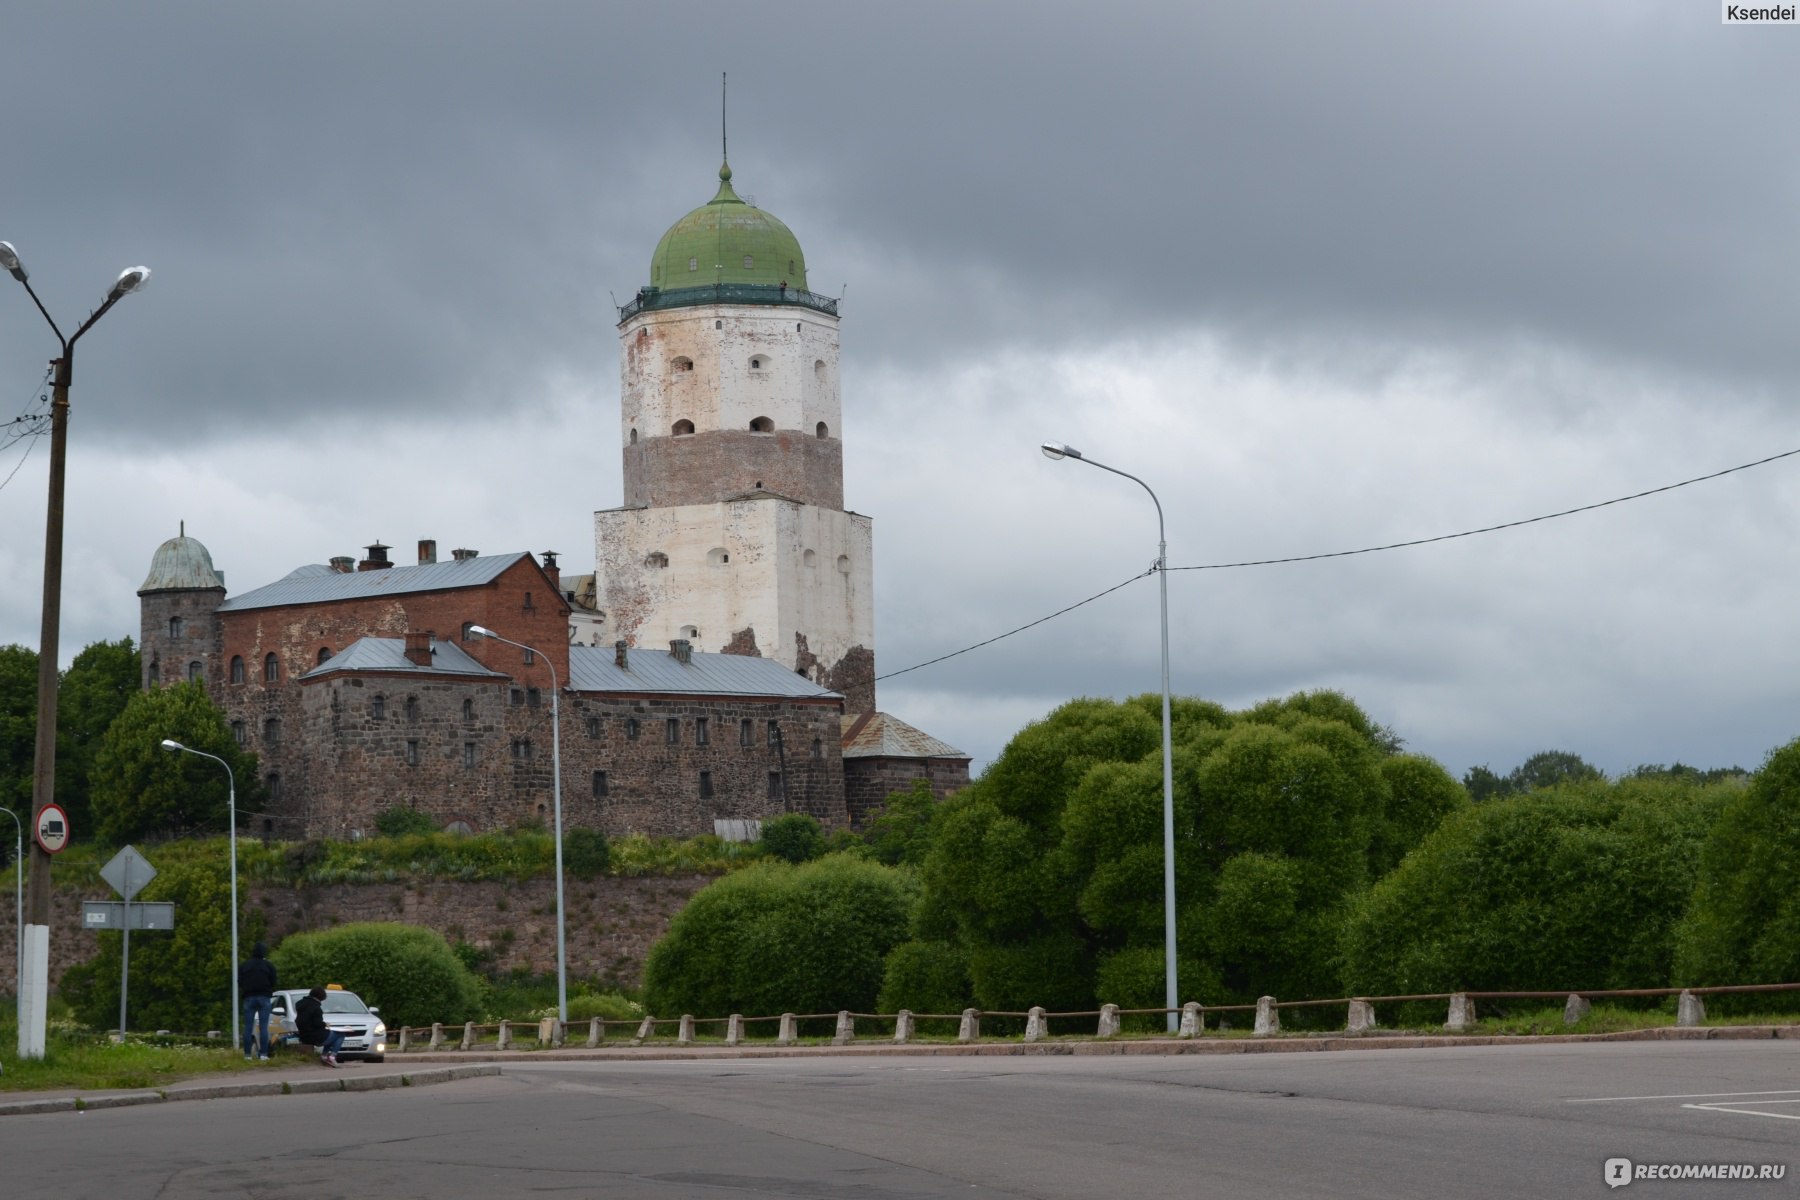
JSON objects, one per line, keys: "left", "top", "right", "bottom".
{"left": 268, "top": 985, "right": 388, "bottom": 1063}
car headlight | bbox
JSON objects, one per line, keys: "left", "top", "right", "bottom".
{"left": 372, "top": 1023, "right": 386, "bottom": 1038}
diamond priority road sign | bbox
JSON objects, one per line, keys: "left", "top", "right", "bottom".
{"left": 100, "top": 845, "right": 156, "bottom": 900}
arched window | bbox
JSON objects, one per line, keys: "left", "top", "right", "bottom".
{"left": 749, "top": 356, "right": 765, "bottom": 370}
{"left": 187, "top": 661, "right": 203, "bottom": 681}
{"left": 267, "top": 773, "right": 281, "bottom": 802}
{"left": 837, "top": 555, "right": 851, "bottom": 574}
{"left": 231, "top": 720, "right": 245, "bottom": 745}
{"left": 688, "top": 256, "right": 698, "bottom": 271}
{"left": 644, "top": 551, "right": 669, "bottom": 569}
{"left": 672, "top": 356, "right": 693, "bottom": 372}
{"left": 749, "top": 416, "right": 774, "bottom": 433}
{"left": 317, "top": 647, "right": 332, "bottom": 664}
{"left": 405, "top": 696, "right": 420, "bottom": 721}
{"left": 445, "top": 819, "right": 474, "bottom": 835}
{"left": 263, "top": 717, "right": 281, "bottom": 745}
{"left": 707, "top": 548, "right": 730, "bottom": 567}
{"left": 680, "top": 624, "right": 700, "bottom": 641}
{"left": 672, "top": 419, "right": 695, "bottom": 436}
{"left": 803, "top": 549, "right": 817, "bottom": 569}
{"left": 814, "top": 359, "right": 826, "bottom": 380}
{"left": 230, "top": 655, "right": 245, "bottom": 684}
{"left": 263, "top": 653, "right": 279, "bottom": 682}
{"left": 462, "top": 698, "right": 474, "bottom": 720}
{"left": 742, "top": 254, "right": 753, "bottom": 270}
{"left": 629, "top": 427, "right": 639, "bottom": 444}
{"left": 460, "top": 621, "right": 475, "bottom": 641}
{"left": 168, "top": 616, "right": 184, "bottom": 638}
{"left": 816, "top": 422, "right": 829, "bottom": 439}
{"left": 811, "top": 737, "right": 823, "bottom": 760}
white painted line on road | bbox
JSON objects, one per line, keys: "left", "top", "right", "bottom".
{"left": 1684, "top": 1102, "right": 1800, "bottom": 1122}
{"left": 1567, "top": 1089, "right": 1800, "bottom": 1103}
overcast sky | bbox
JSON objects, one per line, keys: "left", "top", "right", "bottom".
{"left": 3, "top": 1, "right": 1796, "bottom": 779}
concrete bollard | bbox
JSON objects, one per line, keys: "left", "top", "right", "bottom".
{"left": 958, "top": 1009, "right": 981, "bottom": 1042}
{"left": 1678, "top": 990, "right": 1706, "bottom": 1027}
{"left": 1445, "top": 993, "right": 1476, "bottom": 1033}
{"left": 1346, "top": 999, "right": 1376, "bottom": 1035}
{"left": 834, "top": 1011, "right": 854, "bottom": 1045}
{"left": 497, "top": 1020, "right": 512, "bottom": 1050}
{"left": 538, "top": 1018, "right": 556, "bottom": 1046}
{"left": 1097, "top": 1004, "right": 1121, "bottom": 1039}
{"left": 634, "top": 1016, "right": 655, "bottom": 1044}
{"left": 460, "top": 1021, "right": 476, "bottom": 1050}
{"left": 1254, "top": 996, "right": 1280, "bottom": 1038}
{"left": 678, "top": 1015, "right": 695, "bottom": 1045}
{"left": 1563, "top": 994, "right": 1591, "bottom": 1025}
{"left": 397, "top": 1026, "right": 411, "bottom": 1052}
{"left": 1179, "top": 1002, "right": 1204, "bottom": 1038}
{"left": 894, "top": 1010, "right": 914, "bottom": 1044}
{"left": 726, "top": 1015, "right": 744, "bottom": 1046}
{"left": 1024, "top": 1007, "right": 1047, "bottom": 1043}
{"left": 429, "top": 1022, "right": 444, "bottom": 1050}
{"left": 777, "top": 1013, "right": 798, "bottom": 1045}
{"left": 587, "top": 1018, "right": 603, "bottom": 1047}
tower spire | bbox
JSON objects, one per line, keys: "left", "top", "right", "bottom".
{"left": 721, "top": 72, "right": 728, "bottom": 167}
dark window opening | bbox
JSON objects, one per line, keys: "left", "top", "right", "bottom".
{"left": 699, "top": 770, "right": 714, "bottom": 799}
{"left": 463, "top": 742, "right": 476, "bottom": 768}
{"left": 767, "top": 720, "right": 780, "bottom": 747}
{"left": 527, "top": 688, "right": 541, "bottom": 709}
{"left": 666, "top": 718, "right": 680, "bottom": 745}
{"left": 811, "top": 737, "right": 823, "bottom": 759}
{"left": 672, "top": 419, "right": 695, "bottom": 436}
{"left": 592, "top": 770, "right": 608, "bottom": 798}
{"left": 768, "top": 771, "right": 783, "bottom": 800}
{"left": 405, "top": 740, "right": 419, "bottom": 766}
{"left": 169, "top": 616, "right": 184, "bottom": 638}
{"left": 512, "top": 738, "right": 532, "bottom": 760}
{"left": 750, "top": 416, "right": 774, "bottom": 433}
{"left": 696, "top": 717, "right": 710, "bottom": 745}
{"left": 406, "top": 696, "right": 419, "bottom": 721}
{"left": 373, "top": 695, "right": 386, "bottom": 719}
{"left": 626, "top": 718, "right": 641, "bottom": 741}
{"left": 462, "top": 698, "right": 474, "bottom": 720}
{"left": 188, "top": 661, "right": 203, "bottom": 681}
{"left": 585, "top": 717, "right": 601, "bottom": 739}
{"left": 263, "top": 717, "right": 281, "bottom": 745}
{"left": 510, "top": 688, "right": 524, "bottom": 707}
{"left": 230, "top": 655, "right": 245, "bottom": 684}
{"left": 263, "top": 653, "right": 279, "bottom": 683}
{"left": 740, "top": 718, "right": 753, "bottom": 746}
{"left": 267, "top": 773, "right": 281, "bottom": 802}
{"left": 231, "top": 720, "right": 246, "bottom": 746}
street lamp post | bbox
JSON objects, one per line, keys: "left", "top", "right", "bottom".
{"left": 0, "top": 805, "right": 20, "bottom": 1046}
{"left": 469, "top": 625, "right": 568, "bottom": 1025}
{"left": 160, "top": 740, "right": 238, "bottom": 1050}
{"left": 1041, "top": 441, "right": 1180, "bottom": 1033}
{"left": 1, "top": 241, "right": 150, "bottom": 1058}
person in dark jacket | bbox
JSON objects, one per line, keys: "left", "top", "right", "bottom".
{"left": 237, "top": 943, "right": 278, "bottom": 1061}
{"left": 295, "top": 986, "right": 345, "bottom": 1067}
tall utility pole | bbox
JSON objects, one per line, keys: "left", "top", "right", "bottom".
{"left": 0, "top": 241, "right": 150, "bottom": 1058}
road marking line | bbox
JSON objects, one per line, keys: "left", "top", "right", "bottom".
{"left": 1684, "top": 1102, "right": 1800, "bottom": 1121}
{"left": 1567, "top": 1089, "right": 1800, "bottom": 1103}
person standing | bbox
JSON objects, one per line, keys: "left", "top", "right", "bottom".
{"left": 237, "top": 943, "right": 278, "bottom": 1061}
{"left": 295, "top": 986, "right": 345, "bottom": 1067}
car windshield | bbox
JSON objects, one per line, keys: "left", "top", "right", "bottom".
{"left": 320, "top": 992, "right": 370, "bottom": 1015}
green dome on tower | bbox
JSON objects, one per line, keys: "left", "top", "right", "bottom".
{"left": 648, "top": 162, "right": 809, "bottom": 292}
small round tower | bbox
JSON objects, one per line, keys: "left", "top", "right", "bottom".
{"left": 137, "top": 524, "right": 226, "bottom": 689}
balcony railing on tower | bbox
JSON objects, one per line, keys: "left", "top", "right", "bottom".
{"left": 618, "top": 282, "right": 839, "bottom": 323}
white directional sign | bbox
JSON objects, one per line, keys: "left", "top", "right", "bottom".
{"left": 34, "top": 803, "right": 68, "bottom": 854}
{"left": 82, "top": 901, "right": 175, "bottom": 931}
{"left": 101, "top": 846, "right": 156, "bottom": 901}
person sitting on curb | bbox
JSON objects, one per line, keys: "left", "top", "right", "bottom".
{"left": 295, "top": 986, "right": 346, "bottom": 1067}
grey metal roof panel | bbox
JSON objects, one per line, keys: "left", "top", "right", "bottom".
{"left": 569, "top": 646, "right": 840, "bottom": 700}
{"left": 219, "top": 552, "right": 531, "bottom": 612}
{"left": 301, "top": 637, "right": 506, "bottom": 679}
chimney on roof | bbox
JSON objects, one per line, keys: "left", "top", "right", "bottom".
{"left": 359, "top": 542, "right": 392, "bottom": 572}
{"left": 329, "top": 556, "right": 355, "bottom": 574}
{"left": 614, "top": 640, "right": 629, "bottom": 670}
{"left": 540, "top": 550, "right": 560, "bottom": 591}
{"left": 404, "top": 630, "right": 432, "bottom": 667}
{"left": 418, "top": 539, "right": 437, "bottom": 565}
{"left": 669, "top": 638, "right": 692, "bottom": 665}
{"left": 451, "top": 548, "right": 479, "bottom": 562}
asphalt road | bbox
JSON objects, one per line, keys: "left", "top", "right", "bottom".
{"left": 3, "top": 1040, "right": 1798, "bottom": 1198}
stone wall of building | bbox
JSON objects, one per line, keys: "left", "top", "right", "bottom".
{"left": 842, "top": 757, "right": 971, "bottom": 827}
{"left": 139, "top": 586, "right": 225, "bottom": 690}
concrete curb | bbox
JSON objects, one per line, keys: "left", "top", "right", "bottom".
{"left": 0, "top": 1065, "right": 501, "bottom": 1118}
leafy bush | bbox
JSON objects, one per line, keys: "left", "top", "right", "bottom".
{"left": 643, "top": 854, "right": 918, "bottom": 1018}
{"left": 561, "top": 827, "right": 611, "bottom": 879}
{"left": 564, "top": 990, "right": 643, "bottom": 1022}
{"left": 759, "top": 813, "right": 825, "bottom": 864}
{"left": 1675, "top": 738, "right": 1800, "bottom": 1009}
{"left": 864, "top": 780, "right": 940, "bottom": 866}
{"left": 877, "top": 940, "right": 971, "bottom": 1015}
{"left": 375, "top": 807, "right": 437, "bottom": 837}
{"left": 271, "top": 922, "right": 484, "bottom": 1028}
{"left": 1343, "top": 777, "right": 1728, "bottom": 996}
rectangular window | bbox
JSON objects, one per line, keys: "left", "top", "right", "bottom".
{"left": 527, "top": 688, "right": 541, "bottom": 709}
{"left": 510, "top": 688, "right": 524, "bottom": 707}
{"left": 592, "top": 770, "right": 608, "bottom": 799}
{"left": 231, "top": 720, "right": 246, "bottom": 746}
{"left": 523, "top": 645, "right": 535, "bottom": 663}
{"left": 512, "top": 738, "right": 532, "bottom": 760}
{"left": 463, "top": 742, "right": 476, "bottom": 768}
{"left": 585, "top": 717, "right": 601, "bottom": 739}
{"left": 626, "top": 718, "right": 640, "bottom": 742}
{"left": 666, "top": 718, "right": 680, "bottom": 745}
{"left": 767, "top": 720, "right": 780, "bottom": 748}
{"left": 768, "top": 771, "right": 783, "bottom": 800}
{"left": 699, "top": 770, "right": 714, "bottom": 799}
{"left": 405, "top": 740, "right": 419, "bottom": 766}
{"left": 696, "top": 717, "right": 709, "bottom": 746}
{"left": 739, "top": 718, "right": 753, "bottom": 746}
{"left": 263, "top": 718, "right": 280, "bottom": 745}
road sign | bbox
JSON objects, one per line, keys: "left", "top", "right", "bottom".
{"left": 82, "top": 902, "right": 175, "bottom": 931}
{"left": 34, "top": 804, "right": 68, "bottom": 854}
{"left": 101, "top": 846, "right": 156, "bottom": 901}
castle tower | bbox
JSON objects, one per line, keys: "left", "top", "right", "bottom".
{"left": 137, "top": 525, "right": 226, "bottom": 689}
{"left": 595, "top": 161, "right": 875, "bottom": 711}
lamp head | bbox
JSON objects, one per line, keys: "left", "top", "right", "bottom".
{"left": 0, "top": 241, "right": 26, "bottom": 283}
{"left": 109, "top": 266, "right": 152, "bottom": 300}
{"left": 160, "top": 739, "right": 184, "bottom": 752}
{"left": 1041, "top": 442, "right": 1082, "bottom": 461}
{"left": 469, "top": 624, "right": 497, "bottom": 639}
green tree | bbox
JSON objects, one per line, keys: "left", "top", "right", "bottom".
{"left": 0, "top": 644, "right": 40, "bottom": 823}
{"left": 55, "top": 637, "right": 141, "bottom": 835}
{"left": 1465, "top": 750, "right": 1605, "bottom": 802}
{"left": 1343, "top": 776, "right": 1728, "bottom": 997}
{"left": 89, "top": 681, "right": 261, "bottom": 845}
{"left": 272, "top": 922, "right": 484, "bottom": 1029}
{"left": 644, "top": 854, "right": 918, "bottom": 1018}
{"left": 864, "top": 779, "right": 940, "bottom": 867}
{"left": 759, "top": 812, "right": 825, "bottom": 864}
{"left": 1674, "top": 738, "right": 1800, "bottom": 1005}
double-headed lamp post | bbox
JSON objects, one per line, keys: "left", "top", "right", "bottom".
{"left": 1042, "top": 442, "right": 1180, "bottom": 1033}
{"left": 161, "top": 740, "right": 239, "bottom": 1049}
{"left": 469, "top": 625, "right": 568, "bottom": 1025}
{"left": 1, "top": 240, "right": 150, "bottom": 1058}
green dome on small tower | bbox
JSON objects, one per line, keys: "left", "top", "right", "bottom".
{"left": 648, "top": 162, "right": 809, "bottom": 292}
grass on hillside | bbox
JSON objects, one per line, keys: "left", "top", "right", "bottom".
{"left": 0, "top": 1004, "right": 255, "bottom": 1093}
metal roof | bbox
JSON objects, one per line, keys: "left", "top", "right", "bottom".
{"left": 139, "top": 534, "right": 225, "bottom": 593}
{"left": 569, "top": 645, "right": 840, "bottom": 700}
{"left": 840, "top": 711, "right": 968, "bottom": 760}
{"left": 301, "top": 637, "right": 505, "bottom": 680}
{"left": 219, "top": 552, "right": 531, "bottom": 613}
